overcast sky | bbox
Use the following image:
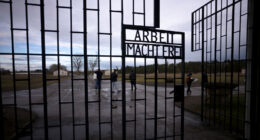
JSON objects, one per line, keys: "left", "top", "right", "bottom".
{"left": 0, "top": 0, "right": 247, "bottom": 71}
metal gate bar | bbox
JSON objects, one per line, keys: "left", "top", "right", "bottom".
{"left": 82, "top": 2, "right": 89, "bottom": 139}
{"left": 0, "top": 0, "right": 185, "bottom": 139}
{"left": 192, "top": 0, "right": 249, "bottom": 138}
{"left": 122, "top": 25, "right": 185, "bottom": 139}
{"left": 40, "top": 0, "right": 48, "bottom": 139}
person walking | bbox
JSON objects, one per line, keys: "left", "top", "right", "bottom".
{"left": 111, "top": 69, "right": 118, "bottom": 93}
{"left": 93, "top": 72, "right": 98, "bottom": 89}
{"left": 95, "top": 69, "right": 103, "bottom": 90}
{"left": 186, "top": 73, "right": 194, "bottom": 95}
{"left": 111, "top": 69, "right": 119, "bottom": 109}
{"left": 129, "top": 70, "right": 136, "bottom": 91}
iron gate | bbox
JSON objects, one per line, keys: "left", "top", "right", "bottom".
{"left": 192, "top": 0, "right": 250, "bottom": 138}
{"left": 121, "top": 25, "right": 185, "bottom": 140}
{"left": 0, "top": 0, "right": 185, "bottom": 139}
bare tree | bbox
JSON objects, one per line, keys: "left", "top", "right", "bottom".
{"left": 88, "top": 58, "right": 98, "bottom": 73}
{"left": 73, "top": 56, "right": 83, "bottom": 73}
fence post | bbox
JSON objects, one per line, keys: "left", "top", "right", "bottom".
{"left": 40, "top": 0, "right": 48, "bottom": 139}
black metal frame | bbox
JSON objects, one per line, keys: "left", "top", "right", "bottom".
{"left": 122, "top": 25, "right": 185, "bottom": 139}
{"left": 0, "top": 0, "right": 185, "bottom": 140}
{"left": 192, "top": 0, "right": 249, "bottom": 138}
{"left": 248, "top": 0, "right": 259, "bottom": 139}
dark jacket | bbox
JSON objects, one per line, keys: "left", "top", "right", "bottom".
{"left": 95, "top": 70, "right": 103, "bottom": 81}
{"left": 129, "top": 72, "right": 136, "bottom": 82}
{"left": 111, "top": 72, "right": 117, "bottom": 82}
{"left": 186, "top": 76, "right": 194, "bottom": 85}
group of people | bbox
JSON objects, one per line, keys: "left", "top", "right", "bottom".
{"left": 93, "top": 69, "right": 137, "bottom": 92}
{"left": 93, "top": 69, "right": 137, "bottom": 109}
{"left": 93, "top": 68, "right": 203, "bottom": 101}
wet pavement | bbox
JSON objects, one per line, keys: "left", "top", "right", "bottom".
{"left": 2, "top": 76, "right": 239, "bottom": 140}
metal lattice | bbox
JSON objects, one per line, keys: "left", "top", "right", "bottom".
{"left": 0, "top": 0, "right": 185, "bottom": 139}
{"left": 192, "top": 0, "right": 250, "bottom": 138}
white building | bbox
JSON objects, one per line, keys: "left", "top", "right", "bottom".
{"left": 53, "top": 69, "right": 68, "bottom": 76}
{"left": 104, "top": 70, "right": 111, "bottom": 76}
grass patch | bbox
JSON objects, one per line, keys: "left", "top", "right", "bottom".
{"left": 176, "top": 96, "right": 201, "bottom": 115}
{"left": 1, "top": 74, "right": 69, "bottom": 92}
{"left": 178, "top": 94, "right": 246, "bottom": 134}
{"left": 112, "top": 72, "right": 244, "bottom": 87}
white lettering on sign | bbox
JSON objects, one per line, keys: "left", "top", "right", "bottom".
{"left": 126, "top": 43, "right": 176, "bottom": 57}
{"left": 124, "top": 29, "right": 182, "bottom": 58}
{"left": 133, "top": 30, "right": 173, "bottom": 44}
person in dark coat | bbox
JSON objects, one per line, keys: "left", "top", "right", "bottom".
{"left": 186, "top": 73, "right": 194, "bottom": 95}
{"left": 129, "top": 70, "right": 136, "bottom": 91}
{"left": 95, "top": 69, "right": 103, "bottom": 90}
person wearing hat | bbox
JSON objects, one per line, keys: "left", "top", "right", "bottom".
{"left": 186, "top": 73, "right": 194, "bottom": 95}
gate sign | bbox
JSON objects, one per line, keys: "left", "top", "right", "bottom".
{"left": 122, "top": 25, "right": 184, "bottom": 59}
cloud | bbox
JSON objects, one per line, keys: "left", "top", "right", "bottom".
{"left": 0, "top": 0, "right": 248, "bottom": 71}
